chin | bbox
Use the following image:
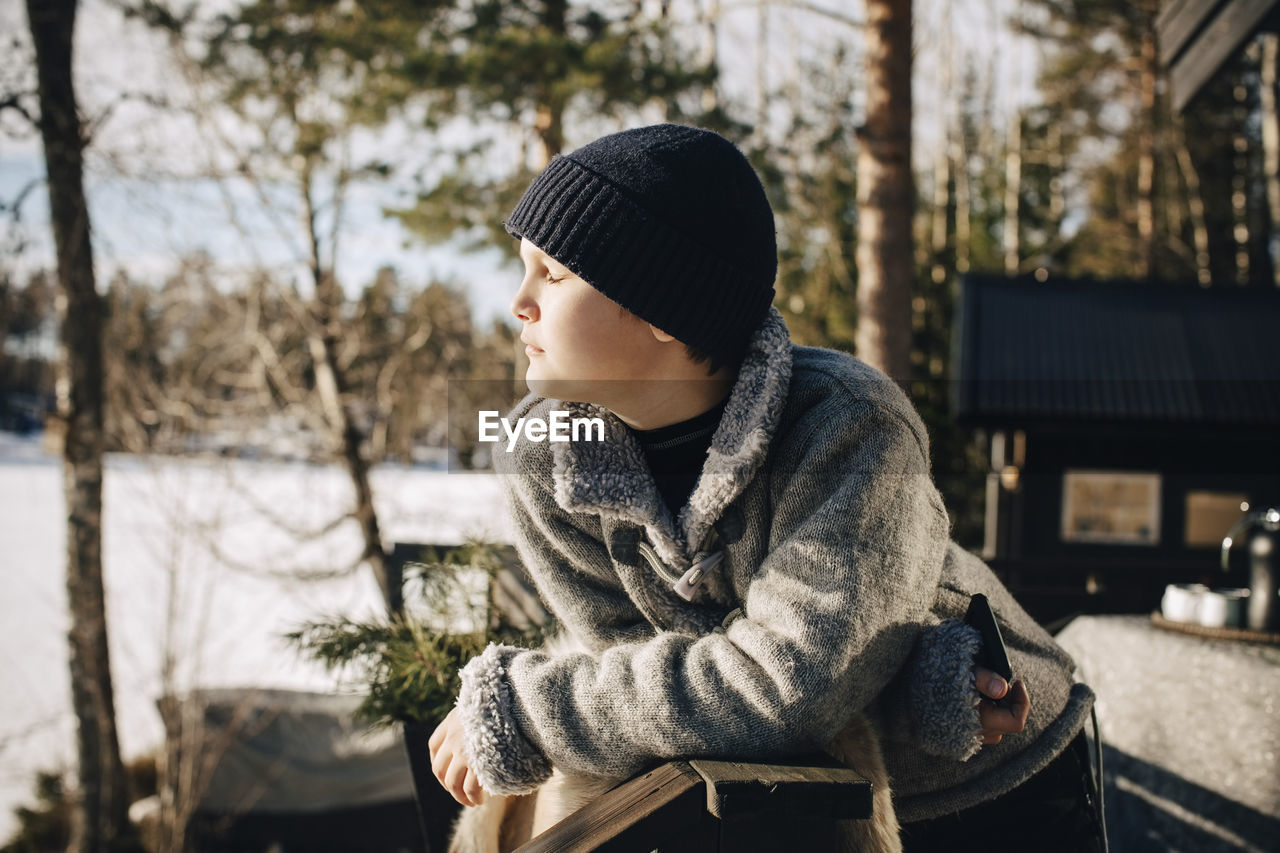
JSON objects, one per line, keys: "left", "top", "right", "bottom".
{"left": 524, "top": 369, "right": 572, "bottom": 401}
{"left": 525, "top": 373, "right": 613, "bottom": 407}
{"left": 524, "top": 374, "right": 556, "bottom": 398}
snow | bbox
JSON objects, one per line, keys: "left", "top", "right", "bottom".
{"left": 0, "top": 432, "right": 511, "bottom": 841}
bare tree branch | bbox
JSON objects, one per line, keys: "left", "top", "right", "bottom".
{"left": 83, "top": 89, "right": 174, "bottom": 144}
{"left": 1, "top": 177, "right": 42, "bottom": 217}
{"left": 0, "top": 92, "right": 39, "bottom": 129}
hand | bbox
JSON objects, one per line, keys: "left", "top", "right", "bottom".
{"left": 428, "top": 707, "right": 488, "bottom": 807}
{"left": 974, "top": 667, "right": 1030, "bottom": 745}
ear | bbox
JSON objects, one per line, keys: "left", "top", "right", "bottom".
{"left": 648, "top": 324, "right": 677, "bottom": 343}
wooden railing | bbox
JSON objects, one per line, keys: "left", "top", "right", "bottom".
{"left": 515, "top": 756, "right": 872, "bottom": 852}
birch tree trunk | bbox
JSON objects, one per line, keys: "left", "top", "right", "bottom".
{"left": 300, "top": 167, "right": 400, "bottom": 615}
{"left": 856, "top": 0, "right": 913, "bottom": 382}
{"left": 25, "top": 0, "right": 134, "bottom": 849}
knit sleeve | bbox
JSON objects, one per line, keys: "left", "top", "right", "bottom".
{"left": 903, "top": 619, "right": 985, "bottom": 761}
{"left": 457, "top": 398, "right": 957, "bottom": 794}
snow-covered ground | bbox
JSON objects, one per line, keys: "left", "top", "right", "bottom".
{"left": 0, "top": 432, "right": 511, "bottom": 842}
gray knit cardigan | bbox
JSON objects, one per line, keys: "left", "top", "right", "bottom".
{"left": 459, "top": 308, "right": 1094, "bottom": 823}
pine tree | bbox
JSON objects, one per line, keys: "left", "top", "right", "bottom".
{"left": 387, "top": 0, "right": 718, "bottom": 250}
{"left": 766, "top": 45, "right": 860, "bottom": 355}
{"left": 288, "top": 542, "right": 547, "bottom": 728}
{"left": 1020, "top": 0, "right": 1270, "bottom": 285}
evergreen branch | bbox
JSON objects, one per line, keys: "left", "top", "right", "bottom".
{"left": 286, "top": 618, "right": 495, "bottom": 727}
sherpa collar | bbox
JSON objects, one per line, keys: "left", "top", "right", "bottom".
{"left": 551, "top": 308, "right": 793, "bottom": 564}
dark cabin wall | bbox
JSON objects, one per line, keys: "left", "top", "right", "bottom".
{"left": 1017, "top": 424, "right": 1279, "bottom": 577}
{"left": 988, "top": 424, "right": 1278, "bottom": 621}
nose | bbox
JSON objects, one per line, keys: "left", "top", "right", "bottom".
{"left": 511, "top": 273, "right": 539, "bottom": 322}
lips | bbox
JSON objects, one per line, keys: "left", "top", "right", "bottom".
{"left": 521, "top": 336, "right": 544, "bottom": 355}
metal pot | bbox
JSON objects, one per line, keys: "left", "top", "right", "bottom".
{"left": 1221, "top": 507, "right": 1280, "bottom": 632}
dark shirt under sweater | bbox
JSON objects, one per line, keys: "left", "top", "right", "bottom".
{"left": 631, "top": 398, "right": 728, "bottom": 517}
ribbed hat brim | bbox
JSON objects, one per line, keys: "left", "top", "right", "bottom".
{"left": 505, "top": 155, "right": 774, "bottom": 364}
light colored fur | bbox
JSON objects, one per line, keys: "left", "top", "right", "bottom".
{"left": 825, "top": 714, "right": 903, "bottom": 853}
{"left": 447, "top": 791, "right": 536, "bottom": 853}
{"left": 447, "top": 764, "right": 615, "bottom": 852}
{"left": 449, "top": 712, "right": 901, "bottom": 853}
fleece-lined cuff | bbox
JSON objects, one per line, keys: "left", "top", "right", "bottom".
{"left": 457, "top": 643, "right": 553, "bottom": 795}
{"left": 910, "top": 619, "right": 984, "bottom": 761}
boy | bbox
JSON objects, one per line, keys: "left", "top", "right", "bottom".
{"left": 430, "top": 124, "right": 1102, "bottom": 851}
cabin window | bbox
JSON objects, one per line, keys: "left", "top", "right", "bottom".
{"left": 1060, "top": 470, "right": 1161, "bottom": 545}
{"left": 1184, "top": 491, "right": 1250, "bottom": 548}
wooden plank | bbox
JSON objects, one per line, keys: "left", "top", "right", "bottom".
{"left": 515, "top": 762, "right": 713, "bottom": 853}
{"left": 1158, "top": 0, "right": 1231, "bottom": 66}
{"left": 689, "top": 757, "right": 873, "bottom": 821}
{"left": 1169, "top": 0, "right": 1279, "bottom": 110}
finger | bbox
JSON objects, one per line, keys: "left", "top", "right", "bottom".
{"left": 432, "top": 745, "right": 451, "bottom": 784}
{"left": 978, "top": 699, "right": 1003, "bottom": 735}
{"left": 430, "top": 707, "right": 456, "bottom": 749}
{"left": 973, "top": 667, "right": 1009, "bottom": 701}
{"left": 444, "top": 755, "right": 471, "bottom": 805}
{"left": 982, "top": 733, "right": 1003, "bottom": 745}
{"left": 1006, "top": 680, "right": 1031, "bottom": 730}
{"left": 979, "top": 697, "right": 1021, "bottom": 734}
{"left": 463, "top": 769, "right": 487, "bottom": 807}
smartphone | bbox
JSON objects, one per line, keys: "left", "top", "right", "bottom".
{"left": 964, "top": 593, "right": 1013, "bottom": 682}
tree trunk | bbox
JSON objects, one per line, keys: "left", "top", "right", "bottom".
{"left": 698, "top": 0, "right": 721, "bottom": 115}
{"left": 301, "top": 171, "right": 400, "bottom": 615}
{"left": 756, "top": 1, "right": 769, "bottom": 132}
{"left": 1233, "top": 80, "right": 1252, "bottom": 285}
{"left": 1048, "top": 123, "right": 1065, "bottom": 226}
{"left": 1002, "top": 109, "right": 1021, "bottom": 277}
{"left": 25, "top": 1, "right": 134, "bottom": 850}
{"left": 930, "top": 12, "right": 952, "bottom": 288}
{"left": 954, "top": 126, "right": 971, "bottom": 275}
{"left": 855, "top": 0, "right": 913, "bottom": 383}
{"left": 1261, "top": 34, "right": 1280, "bottom": 287}
{"left": 1136, "top": 16, "right": 1157, "bottom": 279}
{"left": 1174, "top": 118, "right": 1212, "bottom": 285}
{"left": 533, "top": 0, "right": 569, "bottom": 167}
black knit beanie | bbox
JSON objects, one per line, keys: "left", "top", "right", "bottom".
{"left": 504, "top": 124, "right": 777, "bottom": 367}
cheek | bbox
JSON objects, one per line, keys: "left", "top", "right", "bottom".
{"left": 538, "top": 286, "right": 657, "bottom": 380}
{"left": 559, "top": 299, "right": 629, "bottom": 356}
{"left": 584, "top": 312, "right": 652, "bottom": 364}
